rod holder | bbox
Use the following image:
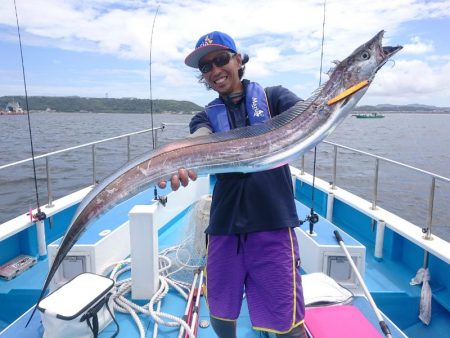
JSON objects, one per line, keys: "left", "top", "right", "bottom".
{"left": 36, "top": 220, "right": 47, "bottom": 257}
{"left": 374, "top": 220, "right": 386, "bottom": 260}
{"left": 326, "top": 192, "right": 334, "bottom": 221}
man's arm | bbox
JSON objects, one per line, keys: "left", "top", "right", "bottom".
{"left": 266, "top": 86, "right": 303, "bottom": 117}
{"left": 189, "top": 110, "right": 213, "bottom": 133}
{"left": 188, "top": 126, "right": 212, "bottom": 138}
{"left": 158, "top": 111, "right": 211, "bottom": 190}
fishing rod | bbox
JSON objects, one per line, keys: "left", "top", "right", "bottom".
{"left": 300, "top": 0, "right": 327, "bottom": 234}
{"left": 318, "top": 0, "right": 327, "bottom": 86}
{"left": 13, "top": 0, "right": 46, "bottom": 224}
{"left": 334, "top": 230, "right": 393, "bottom": 338}
{"left": 149, "top": 4, "right": 160, "bottom": 150}
{"left": 15, "top": 0, "right": 49, "bottom": 326}
{"left": 148, "top": 5, "right": 167, "bottom": 207}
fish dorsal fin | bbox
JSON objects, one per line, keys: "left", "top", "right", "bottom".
{"left": 326, "top": 60, "right": 341, "bottom": 76}
{"left": 276, "top": 82, "right": 327, "bottom": 116}
{"left": 171, "top": 82, "right": 330, "bottom": 146}
{"left": 293, "top": 98, "right": 315, "bottom": 112}
{"left": 306, "top": 82, "right": 328, "bottom": 103}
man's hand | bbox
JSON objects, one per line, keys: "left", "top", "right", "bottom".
{"left": 158, "top": 168, "right": 197, "bottom": 191}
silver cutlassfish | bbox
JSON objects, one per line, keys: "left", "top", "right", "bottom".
{"left": 28, "top": 30, "right": 401, "bottom": 324}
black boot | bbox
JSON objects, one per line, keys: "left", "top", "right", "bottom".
{"left": 275, "top": 324, "right": 308, "bottom": 338}
{"left": 210, "top": 317, "right": 237, "bottom": 338}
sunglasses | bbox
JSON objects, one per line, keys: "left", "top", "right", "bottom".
{"left": 198, "top": 52, "right": 235, "bottom": 74}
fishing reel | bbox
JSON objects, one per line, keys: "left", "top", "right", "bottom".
{"left": 153, "top": 187, "right": 168, "bottom": 207}
{"left": 299, "top": 210, "right": 319, "bottom": 226}
{"left": 157, "top": 195, "right": 168, "bottom": 207}
{"left": 31, "top": 210, "right": 47, "bottom": 222}
{"left": 299, "top": 209, "right": 319, "bottom": 235}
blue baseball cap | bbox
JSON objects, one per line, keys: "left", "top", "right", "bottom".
{"left": 185, "top": 31, "right": 237, "bottom": 68}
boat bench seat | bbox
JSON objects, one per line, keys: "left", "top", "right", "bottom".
{"left": 432, "top": 286, "right": 450, "bottom": 312}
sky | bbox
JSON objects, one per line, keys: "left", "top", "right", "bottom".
{"left": 0, "top": 0, "right": 450, "bottom": 107}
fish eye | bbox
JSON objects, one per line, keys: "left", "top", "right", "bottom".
{"left": 361, "top": 50, "right": 370, "bottom": 60}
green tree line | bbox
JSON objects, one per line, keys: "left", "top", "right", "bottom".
{"left": 0, "top": 96, "right": 203, "bottom": 114}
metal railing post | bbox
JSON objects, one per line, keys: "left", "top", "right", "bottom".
{"left": 45, "top": 157, "right": 54, "bottom": 207}
{"left": 3, "top": 129, "right": 450, "bottom": 247}
{"left": 423, "top": 250, "right": 430, "bottom": 268}
{"left": 424, "top": 177, "right": 436, "bottom": 240}
{"left": 92, "top": 144, "right": 97, "bottom": 185}
{"left": 154, "top": 129, "right": 158, "bottom": 148}
{"left": 332, "top": 145, "right": 337, "bottom": 189}
{"left": 127, "top": 135, "right": 131, "bottom": 162}
{"left": 371, "top": 158, "right": 379, "bottom": 210}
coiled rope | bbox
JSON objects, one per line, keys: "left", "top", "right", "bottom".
{"left": 105, "top": 239, "right": 203, "bottom": 338}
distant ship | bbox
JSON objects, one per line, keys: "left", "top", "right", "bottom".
{"left": 352, "top": 112, "right": 384, "bottom": 118}
{"left": 0, "top": 100, "right": 26, "bottom": 115}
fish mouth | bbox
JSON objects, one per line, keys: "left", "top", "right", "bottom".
{"left": 383, "top": 45, "right": 402, "bottom": 57}
{"left": 379, "top": 45, "right": 402, "bottom": 66}
{"left": 375, "top": 30, "right": 402, "bottom": 71}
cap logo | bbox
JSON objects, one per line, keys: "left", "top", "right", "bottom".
{"left": 199, "top": 35, "right": 214, "bottom": 48}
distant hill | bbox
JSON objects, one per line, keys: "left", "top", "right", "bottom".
{"left": 2, "top": 96, "right": 449, "bottom": 114}
{"left": 0, "top": 96, "right": 203, "bottom": 114}
{"left": 355, "top": 103, "right": 450, "bottom": 112}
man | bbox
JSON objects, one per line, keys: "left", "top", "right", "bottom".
{"left": 159, "top": 31, "right": 306, "bottom": 338}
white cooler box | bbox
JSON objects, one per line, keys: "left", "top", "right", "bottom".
{"left": 38, "top": 273, "right": 118, "bottom": 338}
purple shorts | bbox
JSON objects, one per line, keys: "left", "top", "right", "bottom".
{"left": 205, "top": 228, "right": 305, "bottom": 333}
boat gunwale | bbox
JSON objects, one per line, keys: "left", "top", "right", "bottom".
{"left": 1, "top": 126, "right": 449, "bottom": 249}
{"left": 291, "top": 167, "right": 450, "bottom": 265}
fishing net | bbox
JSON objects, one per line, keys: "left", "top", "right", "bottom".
{"left": 108, "top": 194, "right": 213, "bottom": 338}
{"left": 160, "top": 194, "right": 212, "bottom": 285}
{"left": 189, "top": 194, "right": 211, "bottom": 259}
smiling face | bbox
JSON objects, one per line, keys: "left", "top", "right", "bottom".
{"left": 199, "top": 50, "right": 243, "bottom": 97}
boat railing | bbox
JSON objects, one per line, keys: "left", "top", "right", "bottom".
{"left": 0, "top": 125, "right": 165, "bottom": 208}
{"left": 1, "top": 125, "right": 449, "bottom": 243}
{"left": 299, "top": 141, "right": 450, "bottom": 242}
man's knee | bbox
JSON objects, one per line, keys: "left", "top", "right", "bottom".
{"left": 275, "top": 323, "right": 307, "bottom": 338}
{"left": 210, "top": 316, "right": 237, "bottom": 338}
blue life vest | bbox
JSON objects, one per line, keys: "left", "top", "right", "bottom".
{"left": 205, "top": 82, "right": 271, "bottom": 132}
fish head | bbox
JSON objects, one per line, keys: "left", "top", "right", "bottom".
{"left": 332, "top": 30, "right": 402, "bottom": 89}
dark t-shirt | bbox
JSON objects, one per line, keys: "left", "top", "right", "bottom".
{"left": 189, "top": 80, "right": 302, "bottom": 235}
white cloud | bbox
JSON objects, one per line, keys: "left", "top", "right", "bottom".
{"left": 1, "top": 0, "right": 450, "bottom": 106}
{"left": 363, "top": 59, "right": 450, "bottom": 105}
{"left": 427, "top": 54, "right": 450, "bottom": 62}
{"left": 403, "top": 36, "right": 434, "bottom": 54}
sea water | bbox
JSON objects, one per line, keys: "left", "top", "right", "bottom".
{"left": 0, "top": 112, "right": 449, "bottom": 241}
